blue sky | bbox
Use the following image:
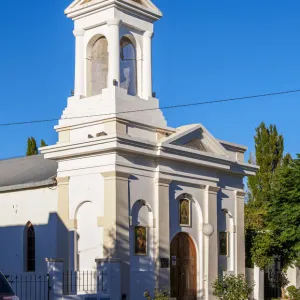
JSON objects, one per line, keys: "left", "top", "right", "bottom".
{"left": 0, "top": 0, "right": 300, "bottom": 160}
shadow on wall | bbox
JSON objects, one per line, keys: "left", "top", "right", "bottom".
{"left": 0, "top": 212, "right": 69, "bottom": 274}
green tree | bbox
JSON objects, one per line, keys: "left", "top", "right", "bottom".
{"left": 40, "top": 139, "right": 47, "bottom": 147}
{"left": 245, "top": 122, "right": 285, "bottom": 266}
{"left": 212, "top": 274, "right": 254, "bottom": 300}
{"left": 26, "top": 137, "right": 38, "bottom": 156}
{"left": 253, "top": 155, "right": 300, "bottom": 270}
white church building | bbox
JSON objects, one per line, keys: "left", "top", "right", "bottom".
{"left": 0, "top": 0, "right": 258, "bottom": 299}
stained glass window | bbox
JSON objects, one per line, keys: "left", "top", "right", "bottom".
{"left": 135, "top": 226, "right": 147, "bottom": 255}
{"left": 180, "top": 199, "right": 190, "bottom": 226}
{"left": 219, "top": 232, "right": 229, "bottom": 256}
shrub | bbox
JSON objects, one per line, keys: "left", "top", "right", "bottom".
{"left": 212, "top": 274, "right": 254, "bottom": 300}
{"left": 286, "top": 285, "right": 300, "bottom": 300}
{"left": 143, "top": 289, "right": 170, "bottom": 300}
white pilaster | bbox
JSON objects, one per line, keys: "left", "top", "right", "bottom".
{"left": 107, "top": 18, "right": 121, "bottom": 88}
{"left": 235, "top": 190, "right": 246, "bottom": 275}
{"left": 204, "top": 185, "right": 220, "bottom": 300}
{"left": 73, "top": 29, "right": 85, "bottom": 97}
{"left": 143, "top": 31, "right": 154, "bottom": 100}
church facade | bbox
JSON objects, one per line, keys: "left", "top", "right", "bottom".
{"left": 0, "top": 0, "right": 258, "bottom": 299}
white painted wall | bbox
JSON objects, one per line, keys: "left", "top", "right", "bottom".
{"left": 0, "top": 187, "right": 58, "bottom": 274}
{"left": 69, "top": 172, "right": 105, "bottom": 271}
{"left": 129, "top": 175, "right": 155, "bottom": 299}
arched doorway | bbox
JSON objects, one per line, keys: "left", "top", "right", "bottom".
{"left": 170, "top": 232, "right": 197, "bottom": 300}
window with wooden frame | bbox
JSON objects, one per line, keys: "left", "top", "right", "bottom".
{"left": 219, "top": 231, "right": 229, "bottom": 256}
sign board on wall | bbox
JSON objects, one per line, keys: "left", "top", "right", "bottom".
{"left": 160, "top": 258, "right": 169, "bottom": 268}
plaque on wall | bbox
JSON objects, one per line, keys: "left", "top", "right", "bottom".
{"left": 160, "top": 258, "right": 169, "bottom": 268}
{"left": 171, "top": 256, "right": 176, "bottom": 266}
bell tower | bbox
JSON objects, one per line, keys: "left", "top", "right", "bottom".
{"left": 55, "top": 0, "right": 168, "bottom": 144}
{"left": 66, "top": 0, "right": 162, "bottom": 100}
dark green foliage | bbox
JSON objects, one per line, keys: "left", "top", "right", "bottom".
{"left": 253, "top": 155, "right": 300, "bottom": 269}
{"left": 286, "top": 285, "right": 300, "bottom": 299}
{"left": 40, "top": 139, "right": 47, "bottom": 147}
{"left": 26, "top": 137, "right": 38, "bottom": 156}
{"left": 245, "top": 122, "right": 285, "bottom": 267}
{"left": 212, "top": 274, "right": 254, "bottom": 300}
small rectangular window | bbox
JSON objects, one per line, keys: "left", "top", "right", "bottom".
{"left": 219, "top": 232, "right": 229, "bottom": 256}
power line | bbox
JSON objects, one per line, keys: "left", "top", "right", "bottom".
{"left": 1, "top": 88, "right": 300, "bottom": 128}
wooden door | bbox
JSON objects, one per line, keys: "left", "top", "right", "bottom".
{"left": 170, "top": 233, "right": 197, "bottom": 300}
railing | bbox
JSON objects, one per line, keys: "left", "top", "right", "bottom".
{"left": 62, "top": 270, "right": 108, "bottom": 295}
{"left": 5, "top": 273, "right": 50, "bottom": 300}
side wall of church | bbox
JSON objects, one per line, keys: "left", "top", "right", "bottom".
{"left": 0, "top": 187, "right": 58, "bottom": 274}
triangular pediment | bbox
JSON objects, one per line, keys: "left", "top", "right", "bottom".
{"left": 65, "top": 0, "right": 162, "bottom": 19}
{"left": 160, "top": 124, "right": 230, "bottom": 158}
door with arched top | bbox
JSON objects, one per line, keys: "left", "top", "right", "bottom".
{"left": 170, "top": 233, "right": 197, "bottom": 300}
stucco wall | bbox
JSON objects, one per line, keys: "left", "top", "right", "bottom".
{"left": 0, "top": 187, "right": 58, "bottom": 274}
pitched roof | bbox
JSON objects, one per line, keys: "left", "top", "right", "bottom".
{"left": 0, "top": 155, "right": 58, "bottom": 192}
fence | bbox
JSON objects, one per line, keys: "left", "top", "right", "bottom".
{"left": 5, "top": 258, "right": 120, "bottom": 300}
{"left": 62, "top": 270, "right": 108, "bottom": 295}
{"left": 5, "top": 273, "right": 50, "bottom": 300}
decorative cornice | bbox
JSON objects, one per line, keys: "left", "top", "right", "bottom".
{"left": 144, "top": 31, "right": 154, "bottom": 38}
{"left": 235, "top": 190, "right": 246, "bottom": 198}
{"left": 101, "top": 170, "right": 131, "bottom": 179}
{"left": 73, "top": 29, "right": 85, "bottom": 37}
{"left": 65, "top": 0, "right": 162, "bottom": 22}
{"left": 56, "top": 177, "right": 70, "bottom": 185}
{"left": 154, "top": 177, "right": 172, "bottom": 185}
{"left": 206, "top": 185, "right": 220, "bottom": 194}
{"left": 106, "top": 18, "right": 121, "bottom": 26}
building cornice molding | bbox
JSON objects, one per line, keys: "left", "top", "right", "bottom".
{"left": 235, "top": 190, "right": 246, "bottom": 198}
{"left": 106, "top": 18, "right": 121, "bottom": 26}
{"left": 65, "top": 0, "right": 162, "bottom": 22}
{"left": 101, "top": 170, "right": 131, "bottom": 179}
{"left": 54, "top": 116, "right": 175, "bottom": 134}
{"left": 205, "top": 185, "right": 220, "bottom": 194}
{"left": 42, "top": 135, "right": 257, "bottom": 176}
{"left": 73, "top": 29, "right": 85, "bottom": 37}
{"left": 56, "top": 177, "right": 70, "bottom": 185}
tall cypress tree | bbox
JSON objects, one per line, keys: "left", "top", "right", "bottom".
{"left": 40, "top": 139, "right": 47, "bottom": 147}
{"left": 26, "top": 137, "right": 38, "bottom": 156}
{"left": 245, "top": 122, "right": 285, "bottom": 266}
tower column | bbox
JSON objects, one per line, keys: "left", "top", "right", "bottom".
{"left": 107, "top": 18, "right": 121, "bottom": 88}
{"left": 73, "top": 29, "right": 85, "bottom": 97}
{"left": 143, "top": 31, "right": 154, "bottom": 99}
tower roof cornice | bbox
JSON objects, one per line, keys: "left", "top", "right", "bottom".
{"left": 65, "top": 0, "right": 162, "bottom": 22}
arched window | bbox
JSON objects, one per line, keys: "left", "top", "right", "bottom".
{"left": 120, "top": 37, "right": 137, "bottom": 96}
{"left": 89, "top": 37, "right": 108, "bottom": 96}
{"left": 24, "top": 222, "right": 35, "bottom": 272}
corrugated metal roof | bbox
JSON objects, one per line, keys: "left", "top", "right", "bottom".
{"left": 0, "top": 155, "right": 58, "bottom": 192}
